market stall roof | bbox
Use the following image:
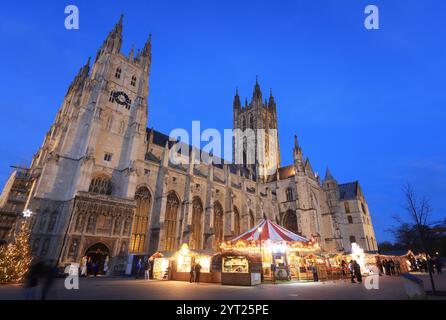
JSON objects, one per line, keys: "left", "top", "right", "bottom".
{"left": 231, "top": 219, "right": 310, "bottom": 243}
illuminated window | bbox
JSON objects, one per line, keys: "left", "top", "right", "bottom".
{"left": 165, "top": 192, "right": 180, "bottom": 251}
{"left": 130, "top": 187, "right": 151, "bottom": 253}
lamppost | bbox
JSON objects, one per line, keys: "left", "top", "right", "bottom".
{"left": 258, "top": 227, "right": 263, "bottom": 282}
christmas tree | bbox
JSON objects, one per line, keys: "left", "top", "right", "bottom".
{"left": 0, "top": 220, "right": 33, "bottom": 284}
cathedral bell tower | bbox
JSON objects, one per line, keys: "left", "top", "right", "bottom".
{"left": 233, "top": 77, "right": 281, "bottom": 182}
{"left": 26, "top": 16, "right": 152, "bottom": 266}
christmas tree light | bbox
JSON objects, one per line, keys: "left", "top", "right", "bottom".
{"left": 0, "top": 220, "right": 33, "bottom": 284}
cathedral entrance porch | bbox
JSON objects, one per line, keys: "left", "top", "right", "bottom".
{"left": 85, "top": 242, "right": 110, "bottom": 276}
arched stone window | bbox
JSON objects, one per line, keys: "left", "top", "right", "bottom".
{"left": 283, "top": 210, "right": 299, "bottom": 234}
{"left": 233, "top": 206, "right": 240, "bottom": 236}
{"left": 241, "top": 116, "right": 246, "bottom": 131}
{"left": 165, "top": 192, "right": 180, "bottom": 251}
{"left": 191, "top": 197, "right": 203, "bottom": 250}
{"left": 214, "top": 201, "right": 224, "bottom": 245}
{"left": 130, "top": 187, "right": 152, "bottom": 253}
{"left": 89, "top": 174, "right": 112, "bottom": 195}
{"left": 286, "top": 188, "right": 293, "bottom": 201}
{"left": 249, "top": 114, "right": 254, "bottom": 129}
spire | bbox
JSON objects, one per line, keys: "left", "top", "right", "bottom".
{"left": 142, "top": 33, "right": 152, "bottom": 57}
{"left": 233, "top": 88, "right": 241, "bottom": 110}
{"left": 268, "top": 88, "right": 276, "bottom": 109}
{"left": 324, "top": 167, "right": 334, "bottom": 181}
{"left": 252, "top": 75, "right": 262, "bottom": 103}
{"left": 294, "top": 134, "right": 300, "bottom": 150}
{"left": 96, "top": 15, "right": 124, "bottom": 59}
{"left": 66, "top": 57, "right": 91, "bottom": 95}
{"left": 128, "top": 45, "right": 134, "bottom": 60}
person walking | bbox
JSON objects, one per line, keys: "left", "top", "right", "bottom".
{"left": 189, "top": 262, "right": 196, "bottom": 283}
{"left": 41, "top": 260, "right": 59, "bottom": 300}
{"left": 24, "top": 261, "right": 45, "bottom": 300}
{"left": 348, "top": 260, "right": 356, "bottom": 283}
{"left": 194, "top": 262, "right": 202, "bottom": 284}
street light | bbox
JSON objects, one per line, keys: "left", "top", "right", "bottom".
{"left": 258, "top": 227, "right": 263, "bottom": 281}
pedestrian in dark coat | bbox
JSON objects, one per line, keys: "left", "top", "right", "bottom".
{"left": 194, "top": 262, "right": 202, "bottom": 283}
{"left": 353, "top": 261, "right": 362, "bottom": 283}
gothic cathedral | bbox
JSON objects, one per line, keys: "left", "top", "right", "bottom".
{"left": 0, "top": 17, "right": 378, "bottom": 272}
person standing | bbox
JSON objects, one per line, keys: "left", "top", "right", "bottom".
{"left": 189, "top": 262, "right": 196, "bottom": 283}
{"left": 353, "top": 260, "right": 362, "bottom": 283}
{"left": 395, "top": 260, "right": 401, "bottom": 276}
{"left": 348, "top": 260, "right": 356, "bottom": 283}
{"left": 103, "top": 256, "right": 109, "bottom": 276}
{"left": 435, "top": 258, "right": 443, "bottom": 274}
{"left": 194, "top": 262, "right": 202, "bottom": 284}
{"left": 135, "top": 258, "right": 142, "bottom": 279}
{"left": 389, "top": 259, "right": 395, "bottom": 275}
{"left": 271, "top": 263, "right": 277, "bottom": 284}
{"left": 144, "top": 260, "right": 151, "bottom": 280}
{"left": 80, "top": 256, "right": 87, "bottom": 277}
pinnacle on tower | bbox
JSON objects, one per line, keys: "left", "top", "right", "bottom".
{"left": 268, "top": 88, "right": 276, "bottom": 109}
{"left": 324, "top": 167, "right": 334, "bottom": 181}
{"left": 233, "top": 88, "right": 241, "bottom": 110}
{"left": 96, "top": 15, "right": 124, "bottom": 60}
{"left": 252, "top": 75, "right": 262, "bottom": 102}
{"left": 142, "top": 33, "right": 152, "bottom": 57}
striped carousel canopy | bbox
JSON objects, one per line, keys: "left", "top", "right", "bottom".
{"left": 231, "top": 219, "right": 310, "bottom": 243}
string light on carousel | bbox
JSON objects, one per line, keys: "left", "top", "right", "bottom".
{"left": 220, "top": 219, "right": 320, "bottom": 283}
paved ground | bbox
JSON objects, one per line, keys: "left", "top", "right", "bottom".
{"left": 0, "top": 273, "right": 445, "bottom": 300}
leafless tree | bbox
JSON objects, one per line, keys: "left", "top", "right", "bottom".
{"left": 402, "top": 183, "right": 436, "bottom": 294}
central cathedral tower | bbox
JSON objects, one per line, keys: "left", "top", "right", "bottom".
{"left": 233, "top": 78, "right": 281, "bottom": 182}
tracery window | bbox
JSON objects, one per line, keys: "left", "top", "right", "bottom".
{"left": 286, "top": 188, "right": 293, "bottom": 201}
{"left": 165, "top": 192, "right": 180, "bottom": 251}
{"left": 191, "top": 197, "right": 203, "bottom": 250}
{"left": 130, "top": 187, "right": 152, "bottom": 253}
{"left": 233, "top": 206, "right": 241, "bottom": 235}
{"left": 214, "top": 201, "right": 224, "bottom": 245}
{"left": 89, "top": 174, "right": 112, "bottom": 195}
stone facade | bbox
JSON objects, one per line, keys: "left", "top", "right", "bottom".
{"left": 0, "top": 17, "right": 378, "bottom": 270}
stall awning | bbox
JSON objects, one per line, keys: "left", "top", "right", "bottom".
{"left": 231, "top": 219, "right": 310, "bottom": 243}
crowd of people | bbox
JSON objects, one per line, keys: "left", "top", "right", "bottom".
{"left": 407, "top": 256, "right": 443, "bottom": 274}
{"left": 376, "top": 259, "right": 402, "bottom": 276}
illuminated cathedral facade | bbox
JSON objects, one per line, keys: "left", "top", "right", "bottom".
{"left": 0, "top": 17, "right": 378, "bottom": 272}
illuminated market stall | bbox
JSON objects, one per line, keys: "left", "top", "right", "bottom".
{"left": 220, "top": 219, "right": 320, "bottom": 283}
{"left": 149, "top": 244, "right": 219, "bottom": 283}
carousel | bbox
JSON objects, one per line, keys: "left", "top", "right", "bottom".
{"left": 220, "top": 219, "right": 320, "bottom": 284}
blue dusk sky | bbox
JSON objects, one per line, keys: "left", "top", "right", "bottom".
{"left": 0, "top": 1, "right": 445, "bottom": 242}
